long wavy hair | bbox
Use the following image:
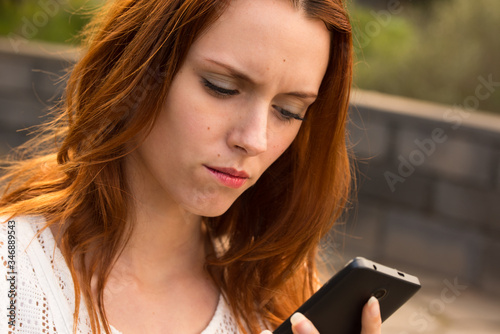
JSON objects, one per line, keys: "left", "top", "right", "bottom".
{"left": 0, "top": 0, "right": 353, "bottom": 332}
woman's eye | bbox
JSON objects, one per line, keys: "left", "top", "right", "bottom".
{"left": 202, "top": 78, "right": 238, "bottom": 97}
{"left": 273, "top": 105, "right": 305, "bottom": 122}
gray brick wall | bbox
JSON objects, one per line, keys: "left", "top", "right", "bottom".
{"left": 482, "top": 238, "right": 500, "bottom": 295}
{"left": 1, "top": 38, "right": 499, "bottom": 295}
{"left": 0, "top": 38, "right": 77, "bottom": 156}
{"left": 433, "top": 181, "right": 500, "bottom": 228}
{"left": 496, "top": 157, "right": 500, "bottom": 191}
{"left": 346, "top": 90, "right": 500, "bottom": 295}
{"left": 395, "top": 129, "right": 493, "bottom": 186}
{"left": 383, "top": 208, "right": 484, "bottom": 282}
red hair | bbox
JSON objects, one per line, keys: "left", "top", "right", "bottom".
{"left": 0, "top": 0, "right": 353, "bottom": 332}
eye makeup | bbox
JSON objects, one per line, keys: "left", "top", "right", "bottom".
{"left": 200, "top": 70, "right": 307, "bottom": 123}
{"left": 273, "top": 105, "right": 305, "bottom": 122}
{"left": 202, "top": 78, "right": 238, "bottom": 97}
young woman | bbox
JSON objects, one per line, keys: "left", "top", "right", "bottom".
{"left": 0, "top": 0, "right": 382, "bottom": 333}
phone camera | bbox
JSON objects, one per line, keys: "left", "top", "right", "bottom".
{"left": 372, "top": 288, "right": 388, "bottom": 300}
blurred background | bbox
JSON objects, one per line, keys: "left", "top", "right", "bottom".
{"left": 0, "top": 0, "right": 499, "bottom": 333}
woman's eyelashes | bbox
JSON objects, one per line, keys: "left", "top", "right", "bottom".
{"left": 202, "top": 78, "right": 238, "bottom": 97}
{"left": 273, "top": 105, "right": 305, "bottom": 122}
{"left": 202, "top": 77, "right": 305, "bottom": 122}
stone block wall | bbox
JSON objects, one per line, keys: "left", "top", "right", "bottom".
{"left": 0, "top": 38, "right": 78, "bottom": 155}
{"left": 342, "top": 90, "right": 500, "bottom": 295}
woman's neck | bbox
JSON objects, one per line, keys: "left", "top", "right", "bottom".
{"left": 115, "top": 204, "right": 208, "bottom": 287}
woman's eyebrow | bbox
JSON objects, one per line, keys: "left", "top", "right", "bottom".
{"left": 284, "top": 91, "right": 318, "bottom": 100}
{"left": 203, "top": 58, "right": 256, "bottom": 84}
{"left": 203, "top": 57, "right": 318, "bottom": 100}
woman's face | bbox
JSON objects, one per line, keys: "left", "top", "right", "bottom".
{"left": 129, "top": 0, "right": 330, "bottom": 217}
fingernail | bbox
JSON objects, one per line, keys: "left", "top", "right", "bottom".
{"left": 261, "top": 331, "right": 273, "bottom": 334}
{"left": 368, "top": 296, "right": 380, "bottom": 318}
{"left": 290, "top": 312, "right": 313, "bottom": 333}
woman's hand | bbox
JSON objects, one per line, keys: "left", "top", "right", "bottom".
{"left": 360, "top": 296, "right": 382, "bottom": 334}
{"left": 260, "top": 296, "right": 382, "bottom": 334}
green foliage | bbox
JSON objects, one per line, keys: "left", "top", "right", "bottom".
{"left": 0, "top": 0, "right": 100, "bottom": 44}
{"left": 351, "top": 0, "right": 500, "bottom": 114}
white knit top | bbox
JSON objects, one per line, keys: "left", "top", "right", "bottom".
{"left": 0, "top": 216, "right": 241, "bottom": 334}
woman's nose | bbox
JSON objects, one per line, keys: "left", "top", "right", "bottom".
{"left": 227, "top": 103, "right": 268, "bottom": 156}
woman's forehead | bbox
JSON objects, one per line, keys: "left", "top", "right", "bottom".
{"left": 188, "top": 0, "right": 330, "bottom": 92}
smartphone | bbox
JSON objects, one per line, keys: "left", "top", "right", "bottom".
{"left": 273, "top": 257, "right": 421, "bottom": 334}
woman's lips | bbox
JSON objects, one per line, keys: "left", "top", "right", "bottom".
{"left": 205, "top": 166, "right": 249, "bottom": 189}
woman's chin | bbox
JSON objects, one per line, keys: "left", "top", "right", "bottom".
{"left": 182, "top": 199, "right": 235, "bottom": 218}
{"left": 197, "top": 204, "right": 233, "bottom": 218}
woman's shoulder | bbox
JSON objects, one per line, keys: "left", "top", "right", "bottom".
{"left": 1, "top": 215, "right": 47, "bottom": 241}
{"left": 0, "top": 215, "right": 50, "bottom": 264}
{"left": 0, "top": 215, "right": 60, "bottom": 266}
{"left": 0, "top": 215, "right": 92, "bottom": 333}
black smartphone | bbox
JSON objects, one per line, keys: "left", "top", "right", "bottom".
{"left": 273, "top": 257, "right": 421, "bottom": 334}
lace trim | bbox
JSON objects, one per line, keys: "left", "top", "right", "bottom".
{"left": 0, "top": 216, "right": 241, "bottom": 333}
